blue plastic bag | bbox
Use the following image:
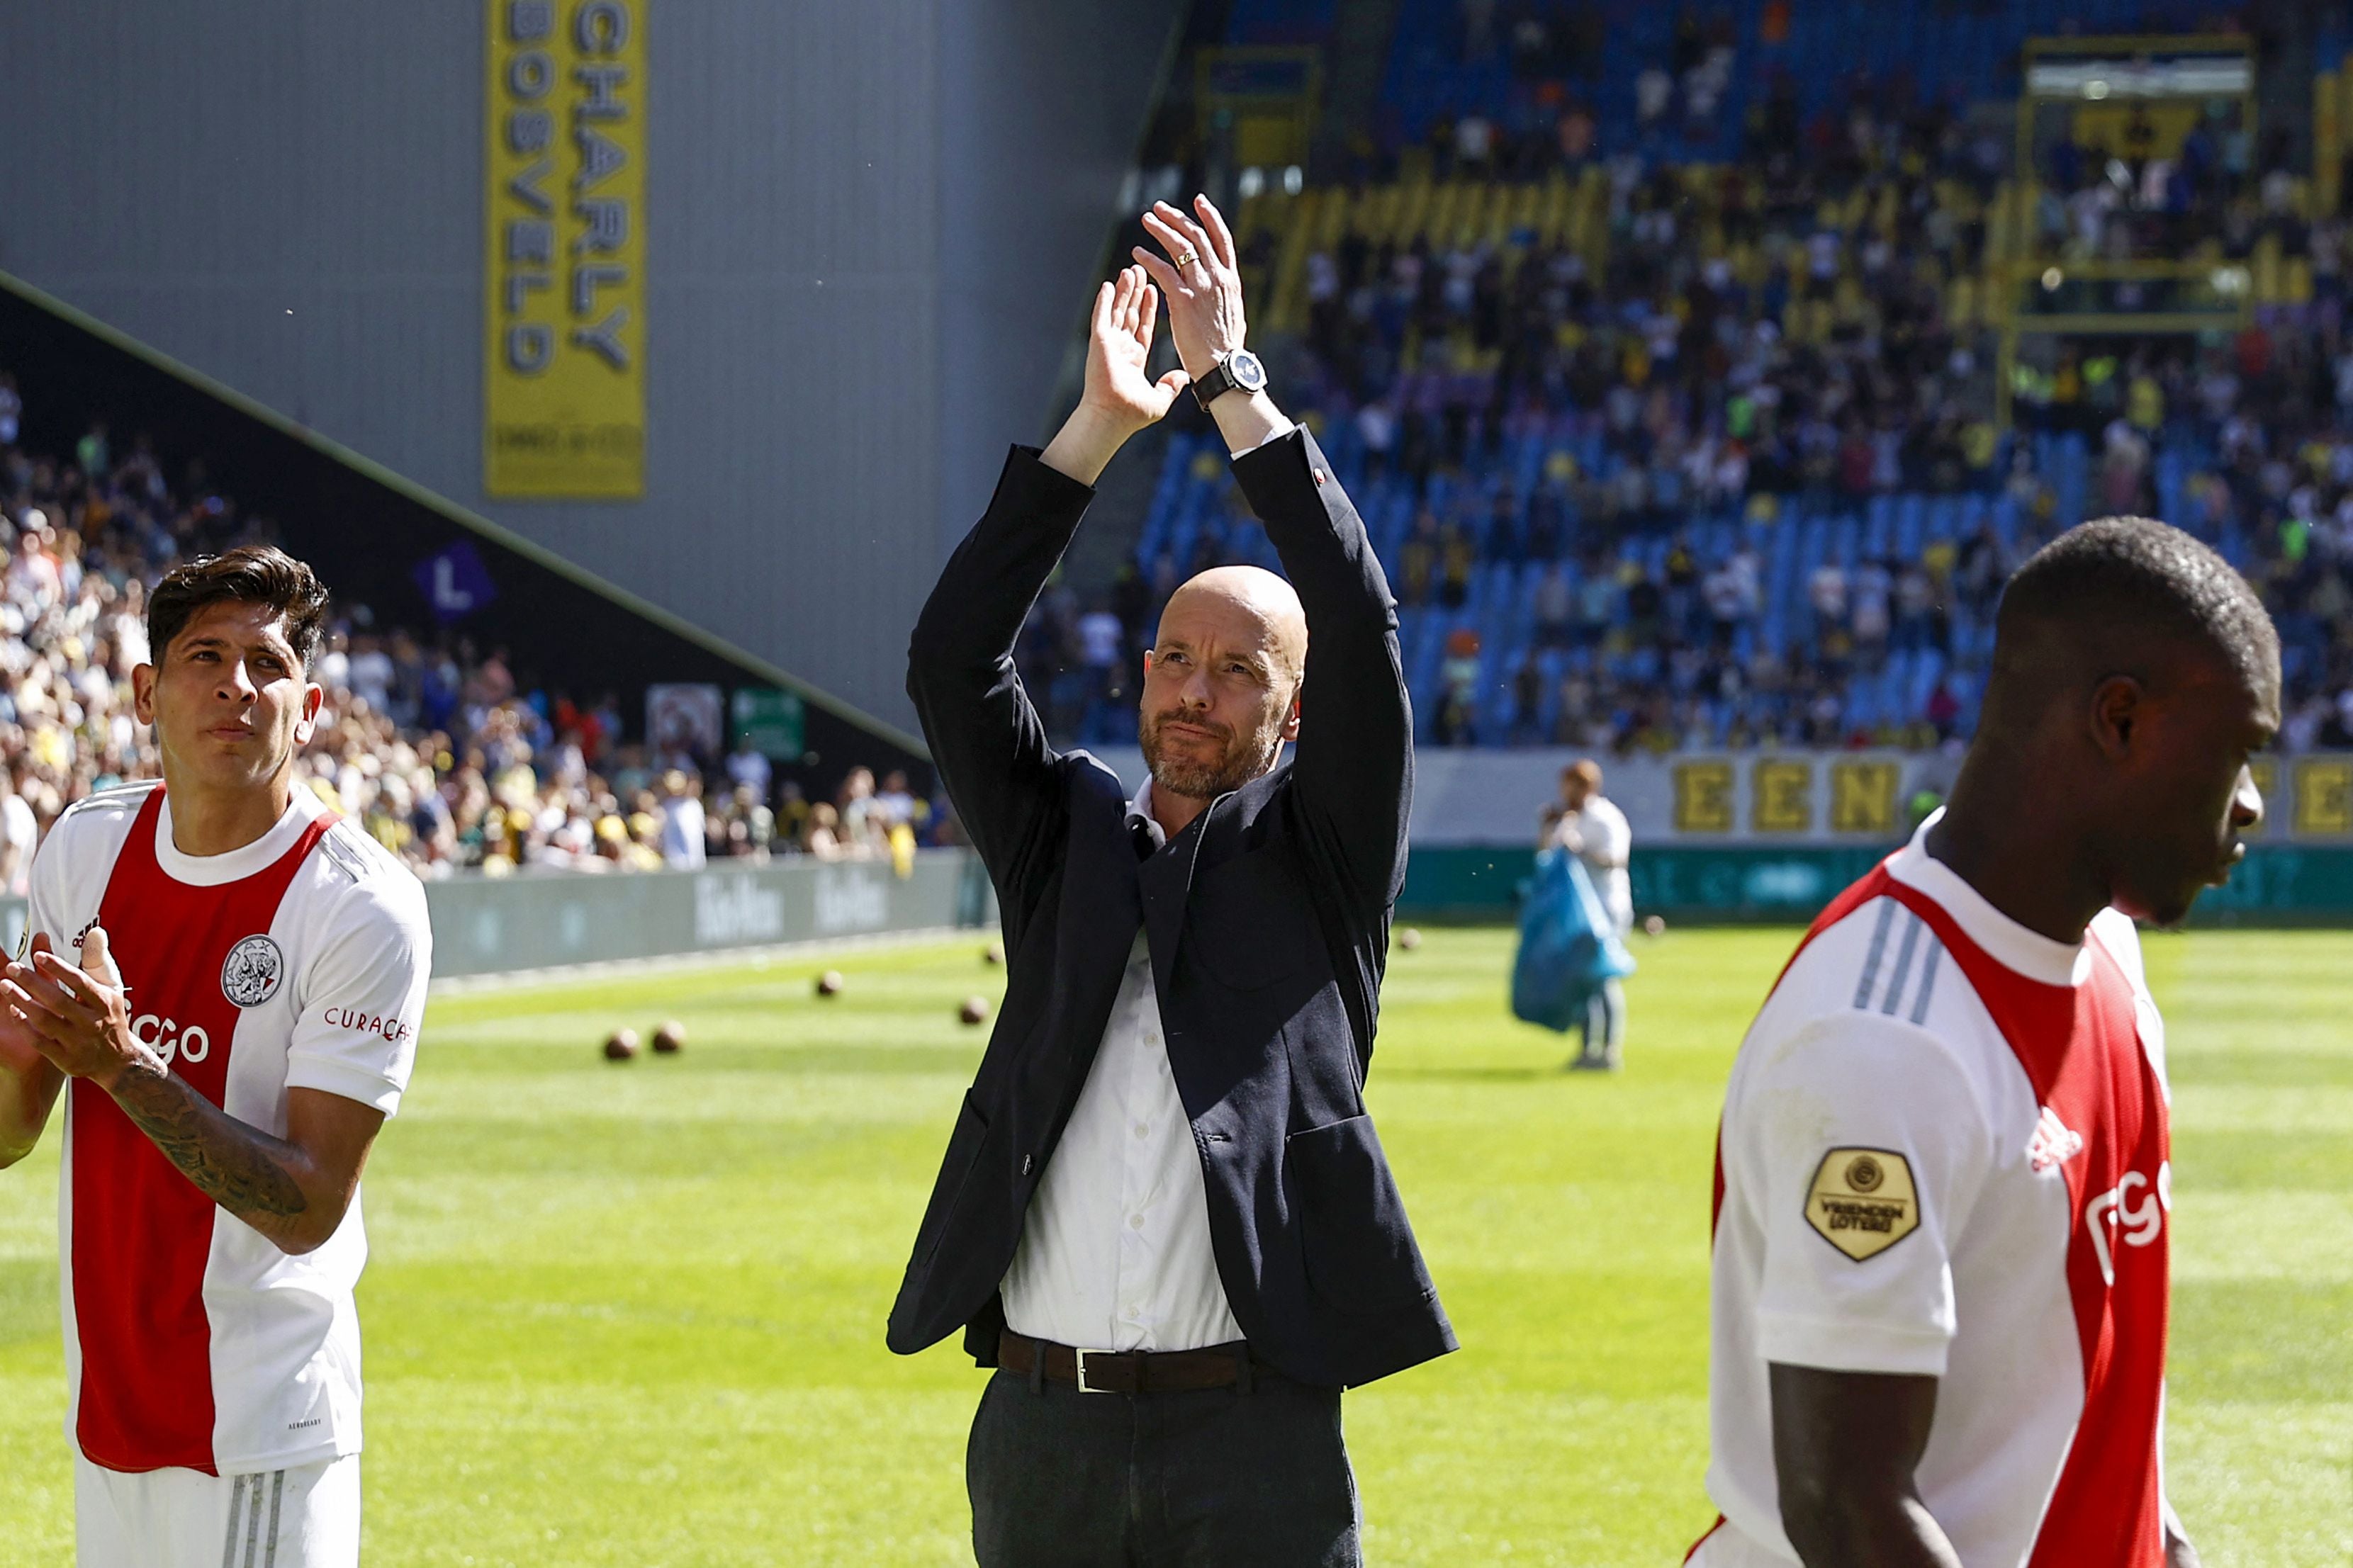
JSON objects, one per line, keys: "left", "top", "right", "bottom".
{"left": 1510, "top": 846, "right": 1637, "bottom": 1033}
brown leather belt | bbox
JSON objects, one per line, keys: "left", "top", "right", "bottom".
{"left": 998, "top": 1331, "right": 1257, "bottom": 1395}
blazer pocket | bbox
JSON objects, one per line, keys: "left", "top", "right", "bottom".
{"left": 1284, "top": 1114, "right": 1434, "bottom": 1312}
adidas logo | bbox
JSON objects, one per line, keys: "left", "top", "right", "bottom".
{"left": 2028, "top": 1106, "right": 2084, "bottom": 1173}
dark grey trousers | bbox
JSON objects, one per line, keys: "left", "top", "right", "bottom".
{"left": 965, "top": 1364, "right": 1362, "bottom": 1567}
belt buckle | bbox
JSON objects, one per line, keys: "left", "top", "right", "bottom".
{"left": 1074, "top": 1347, "right": 1116, "bottom": 1394}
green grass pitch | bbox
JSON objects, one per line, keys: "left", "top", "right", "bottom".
{"left": 1, "top": 926, "right": 2347, "bottom": 1564}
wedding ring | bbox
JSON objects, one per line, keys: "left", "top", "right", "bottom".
{"left": 1174, "top": 250, "right": 1197, "bottom": 270}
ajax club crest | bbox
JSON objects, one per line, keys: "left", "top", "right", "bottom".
{"left": 221, "top": 935, "right": 286, "bottom": 1008}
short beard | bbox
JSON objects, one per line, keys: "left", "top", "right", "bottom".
{"left": 1140, "top": 709, "right": 1284, "bottom": 801}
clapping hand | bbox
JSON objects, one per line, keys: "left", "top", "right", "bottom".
{"left": 1080, "top": 264, "right": 1193, "bottom": 434}
{"left": 1133, "top": 196, "right": 1248, "bottom": 380}
{"left": 1, "top": 927, "right": 147, "bottom": 1092}
{"left": 1043, "top": 264, "right": 1194, "bottom": 485}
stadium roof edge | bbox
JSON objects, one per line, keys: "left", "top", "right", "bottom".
{"left": 0, "top": 267, "right": 929, "bottom": 762}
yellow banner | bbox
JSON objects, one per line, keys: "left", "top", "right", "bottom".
{"left": 485, "top": 0, "right": 646, "bottom": 497}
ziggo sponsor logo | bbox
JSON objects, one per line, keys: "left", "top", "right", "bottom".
{"left": 2084, "top": 1161, "right": 2170, "bottom": 1285}
{"left": 130, "top": 1015, "right": 210, "bottom": 1066}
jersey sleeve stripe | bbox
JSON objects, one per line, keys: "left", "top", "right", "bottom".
{"left": 1851, "top": 898, "right": 1899, "bottom": 1008}
{"left": 1908, "top": 940, "right": 1945, "bottom": 1025}
{"left": 315, "top": 823, "right": 387, "bottom": 886}
{"left": 1876, "top": 909, "right": 1926, "bottom": 1015}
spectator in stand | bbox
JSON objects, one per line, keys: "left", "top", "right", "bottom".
{"left": 1075, "top": 598, "right": 1125, "bottom": 738}
{"left": 773, "top": 779, "right": 811, "bottom": 849}
{"left": 656, "top": 770, "right": 707, "bottom": 868}
{"left": 803, "top": 801, "right": 850, "bottom": 860}
{"left": 873, "top": 769, "right": 919, "bottom": 833}
{"left": 724, "top": 733, "right": 773, "bottom": 801}
{"left": 1533, "top": 559, "right": 1573, "bottom": 647}
{"left": 837, "top": 765, "right": 891, "bottom": 857}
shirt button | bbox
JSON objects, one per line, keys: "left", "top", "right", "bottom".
{"left": 1133, "top": 1122, "right": 1150, "bottom": 1139}
{"left": 1128, "top": 1214, "right": 1145, "bottom": 1230}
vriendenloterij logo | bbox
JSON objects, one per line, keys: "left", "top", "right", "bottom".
{"left": 221, "top": 935, "right": 285, "bottom": 1008}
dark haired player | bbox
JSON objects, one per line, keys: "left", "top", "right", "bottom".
{"left": 0, "top": 546, "right": 432, "bottom": 1567}
{"left": 1691, "top": 517, "right": 2277, "bottom": 1568}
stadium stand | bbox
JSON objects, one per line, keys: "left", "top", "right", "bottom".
{"left": 0, "top": 373, "right": 931, "bottom": 887}
{"left": 1026, "top": 0, "right": 2353, "bottom": 761}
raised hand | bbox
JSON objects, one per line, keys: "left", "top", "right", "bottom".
{"left": 1081, "top": 264, "right": 1194, "bottom": 433}
{"left": 1041, "top": 265, "right": 1193, "bottom": 485}
{"left": 1133, "top": 195, "right": 1248, "bottom": 379}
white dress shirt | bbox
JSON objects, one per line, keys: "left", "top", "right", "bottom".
{"left": 999, "top": 779, "right": 1245, "bottom": 1353}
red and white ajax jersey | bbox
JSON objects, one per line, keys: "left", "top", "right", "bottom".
{"left": 29, "top": 780, "right": 431, "bottom": 1477}
{"left": 1692, "top": 818, "right": 2174, "bottom": 1568}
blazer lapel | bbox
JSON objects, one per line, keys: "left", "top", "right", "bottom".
{"left": 1139, "top": 793, "right": 1218, "bottom": 996}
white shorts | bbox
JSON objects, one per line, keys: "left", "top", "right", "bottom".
{"left": 74, "top": 1453, "right": 359, "bottom": 1568}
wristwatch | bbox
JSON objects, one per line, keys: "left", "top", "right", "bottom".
{"left": 1190, "top": 349, "right": 1268, "bottom": 410}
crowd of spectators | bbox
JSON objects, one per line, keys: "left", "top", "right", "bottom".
{"left": 1023, "top": 3, "right": 2353, "bottom": 756}
{"left": 0, "top": 372, "right": 934, "bottom": 889}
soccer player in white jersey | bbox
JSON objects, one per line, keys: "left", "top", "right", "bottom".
{"left": 0, "top": 546, "right": 432, "bottom": 1568}
{"left": 1691, "top": 518, "right": 2279, "bottom": 1568}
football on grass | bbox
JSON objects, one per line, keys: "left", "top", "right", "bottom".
{"left": 815, "top": 970, "right": 844, "bottom": 998}
{"left": 959, "top": 995, "right": 991, "bottom": 1026}
{"left": 651, "top": 1020, "right": 685, "bottom": 1055}
{"left": 602, "top": 1028, "right": 639, "bottom": 1061}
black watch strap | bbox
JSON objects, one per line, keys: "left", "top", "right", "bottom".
{"left": 1189, "top": 358, "right": 1243, "bottom": 411}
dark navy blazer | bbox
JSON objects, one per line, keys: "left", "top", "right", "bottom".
{"left": 885, "top": 427, "right": 1454, "bottom": 1388}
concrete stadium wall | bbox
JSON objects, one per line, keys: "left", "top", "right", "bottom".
{"left": 0, "top": 850, "right": 996, "bottom": 982}
{"left": 0, "top": 0, "right": 1181, "bottom": 733}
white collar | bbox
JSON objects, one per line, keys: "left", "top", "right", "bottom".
{"left": 1887, "top": 810, "right": 2092, "bottom": 987}
{"left": 156, "top": 784, "right": 327, "bottom": 888}
{"left": 1125, "top": 776, "right": 1167, "bottom": 852}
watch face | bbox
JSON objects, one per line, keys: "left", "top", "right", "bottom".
{"left": 1228, "top": 351, "right": 1267, "bottom": 392}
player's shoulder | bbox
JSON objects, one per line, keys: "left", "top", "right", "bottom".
{"left": 34, "top": 780, "right": 160, "bottom": 884}
{"left": 305, "top": 817, "right": 432, "bottom": 932}
{"left": 1732, "top": 891, "right": 1999, "bottom": 1132}
{"left": 45, "top": 779, "right": 161, "bottom": 845}
{"left": 1768, "top": 889, "right": 1959, "bottom": 1034}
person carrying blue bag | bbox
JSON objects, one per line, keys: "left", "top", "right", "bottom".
{"left": 1515, "top": 761, "right": 1636, "bottom": 1068}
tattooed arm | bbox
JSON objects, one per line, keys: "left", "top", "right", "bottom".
{"left": 103, "top": 1069, "right": 383, "bottom": 1252}
{"left": 2, "top": 929, "right": 385, "bottom": 1256}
